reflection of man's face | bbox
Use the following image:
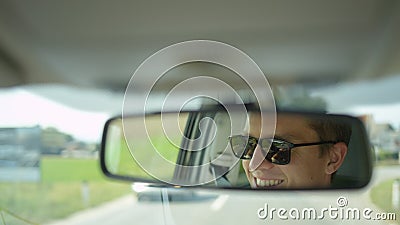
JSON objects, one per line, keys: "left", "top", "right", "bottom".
{"left": 242, "top": 113, "right": 334, "bottom": 189}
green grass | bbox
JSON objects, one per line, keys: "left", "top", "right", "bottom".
{"left": 1, "top": 133, "right": 182, "bottom": 225}
{"left": 103, "top": 117, "right": 182, "bottom": 181}
{"left": 374, "top": 159, "right": 400, "bottom": 166}
{"left": 104, "top": 134, "right": 181, "bottom": 181}
{"left": 370, "top": 178, "right": 400, "bottom": 224}
{"left": 41, "top": 157, "right": 104, "bottom": 182}
{"left": 0, "top": 156, "right": 131, "bottom": 225}
{"left": 0, "top": 116, "right": 186, "bottom": 224}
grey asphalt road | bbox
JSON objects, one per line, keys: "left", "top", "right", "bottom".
{"left": 47, "top": 165, "right": 399, "bottom": 225}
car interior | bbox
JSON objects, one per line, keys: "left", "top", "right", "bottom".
{"left": 0, "top": 1, "right": 399, "bottom": 225}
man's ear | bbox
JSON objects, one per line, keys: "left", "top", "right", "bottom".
{"left": 325, "top": 142, "right": 348, "bottom": 175}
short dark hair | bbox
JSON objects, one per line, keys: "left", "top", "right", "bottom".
{"left": 307, "top": 115, "right": 352, "bottom": 153}
{"left": 306, "top": 115, "right": 352, "bottom": 182}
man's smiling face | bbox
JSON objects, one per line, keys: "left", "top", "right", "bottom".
{"left": 242, "top": 113, "right": 334, "bottom": 189}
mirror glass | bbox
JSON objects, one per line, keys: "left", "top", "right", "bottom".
{"left": 101, "top": 108, "right": 372, "bottom": 190}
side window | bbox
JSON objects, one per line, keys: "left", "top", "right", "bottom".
{"left": 201, "top": 111, "right": 250, "bottom": 187}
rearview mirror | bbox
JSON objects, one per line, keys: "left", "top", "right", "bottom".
{"left": 100, "top": 107, "right": 372, "bottom": 190}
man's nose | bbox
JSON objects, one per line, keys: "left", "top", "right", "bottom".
{"left": 248, "top": 145, "right": 274, "bottom": 171}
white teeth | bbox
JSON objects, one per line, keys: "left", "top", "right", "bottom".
{"left": 255, "top": 178, "right": 283, "bottom": 187}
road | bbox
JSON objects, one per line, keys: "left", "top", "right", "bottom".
{"left": 47, "top": 166, "right": 399, "bottom": 225}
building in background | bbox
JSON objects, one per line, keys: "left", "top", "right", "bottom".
{"left": 359, "top": 114, "right": 400, "bottom": 161}
{"left": 0, "top": 126, "right": 41, "bottom": 181}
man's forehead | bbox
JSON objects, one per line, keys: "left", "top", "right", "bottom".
{"left": 247, "top": 112, "right": 274, "bottom": 134}
{"left": 247, "top": 112, "right": 316, "bottom": 141}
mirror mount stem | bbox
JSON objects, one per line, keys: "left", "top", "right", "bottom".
{"left": 161, "top": 188, "right": 177, "bottom": 225}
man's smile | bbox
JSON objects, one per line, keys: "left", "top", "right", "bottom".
{"left": 254, "top": 177, "right": 284, "bottom": 188}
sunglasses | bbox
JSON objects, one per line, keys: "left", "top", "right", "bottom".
{"left": 228, "top": 135, "right": 337, "bottom": 165}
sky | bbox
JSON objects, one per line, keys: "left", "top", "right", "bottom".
{"left": 312, "top": 74, "right": 400, "bottom": 129}
{"left": 0, "top": 87, "right": 116, "bottom": 142}
{"left": 349, "top": 104, "right": 400, "bottom": 129}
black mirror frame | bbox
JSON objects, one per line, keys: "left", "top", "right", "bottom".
{"left": 99, "top": 108, "right": 374, "bottom": 191}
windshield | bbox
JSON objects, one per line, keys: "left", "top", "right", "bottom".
{"left": 0, "top": 1, "right": 399, "bottom": 224}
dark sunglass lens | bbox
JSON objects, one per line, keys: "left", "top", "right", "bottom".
{"left": 230, "top": 136, "right": 292, "bottom": 164}
{"left": 262, "top": 140, "right": 291, "bottom": 165}
{"left": 243, "top": 138, "right": 257, "bottom": 159}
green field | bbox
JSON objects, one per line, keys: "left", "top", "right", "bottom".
{"left": 1, "top": 133, "right": 182, "bottom": 225}
{"left": 0, "top": 156, "right": 131, "bottom": 224}
{"left": 108, "top": 134, "right": 181, "bottom": 179}
{"left": 370, "top": 178, "right": 400, "bottom": 224}
{"left": 103, "top": 117, "right": 182, "bottom": 181}
{"left": 0, "top": 120, "right": 184, "bottom": 225}
{"left": 41, "top": 157, "right": 104, "bottom": 182}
